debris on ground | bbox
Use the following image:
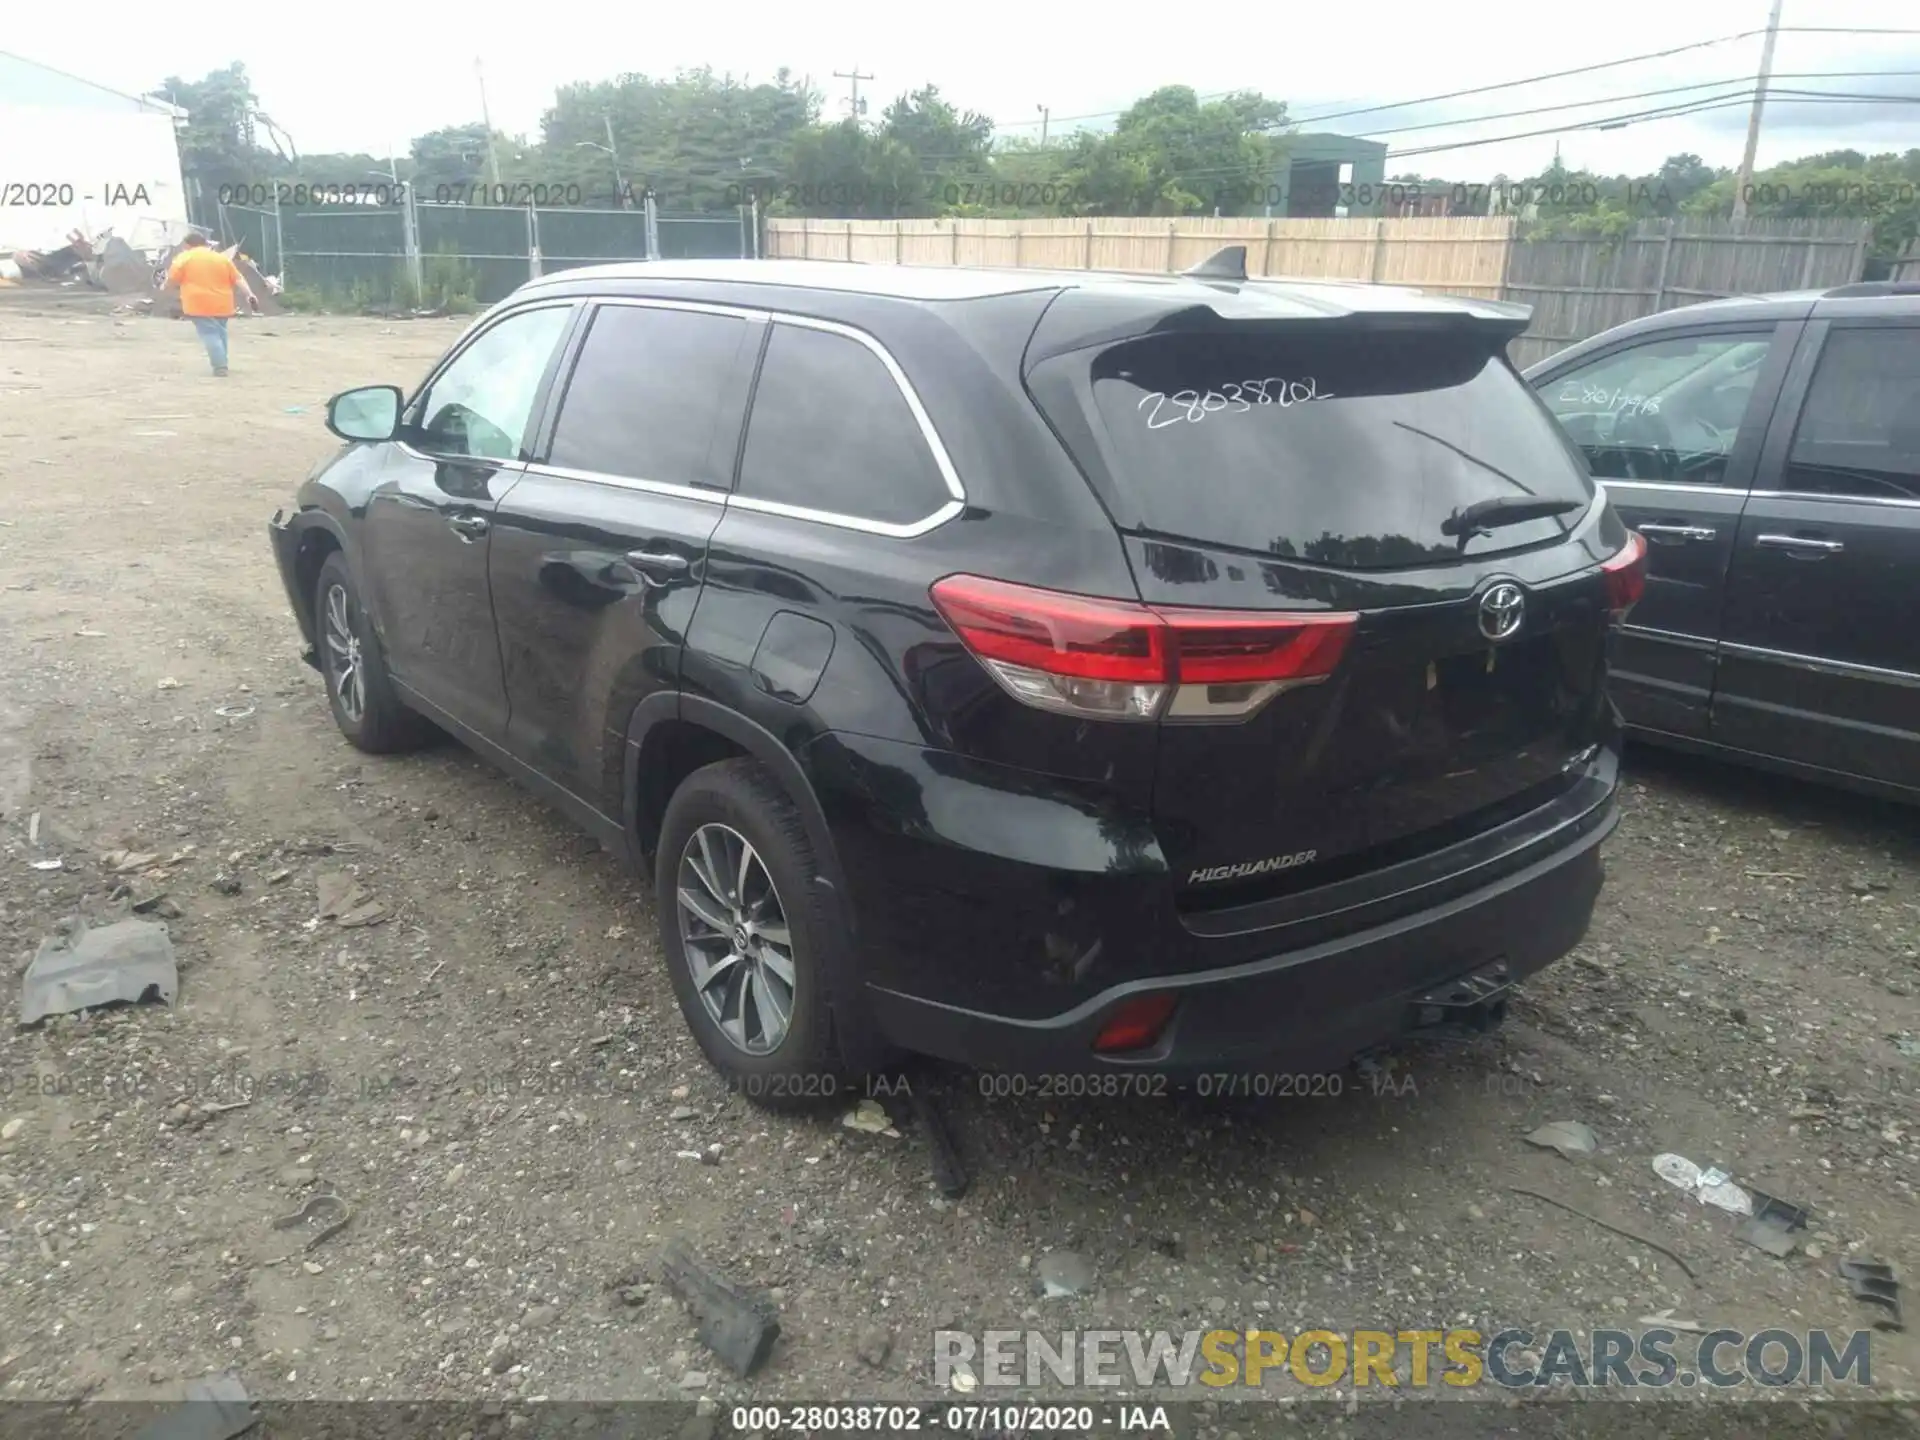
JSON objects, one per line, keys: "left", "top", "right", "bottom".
{"left": 856, "top": 1326, "right": 893, "bottom": 1368}
{"left": 28, "top": 858, "right": 62, "bottom": 871}
{"left": 1509, "top": 1185, "right": 1698, "bottom": 1286}
{"left": 270, "top": 1187, "right": 352, "bottom": 1256}
{"left": 1524, "top": 1120, "right": 1598, "bottom": 1159}
{"left": 841, "top": 1099, "right": 899, "bottom": 1137}
{"left": 10, "top": 232, "right": 96, "bottom": 285}
{"left": 1652, "top": 1153, "right": 1753, "bottom": 1215}
{"left": 21, "top": 917, "right": 177, "bottom": 1024}
{"left": 1036, "top": 1250, "right": 1095, "bottom": 1298}
{"left": 1636, "top": 1308, "right": 1709, "bottom": 1334}
{"left": 166, "top": 1099, "right": 251, "bottom": 1131}
{"left": 132, "top": 1373, "right": 256, "bottom": 1440}
{"left": 1735, "top": 1215, "right": 1802, "bottom": 1258}
{"left": 336, "top": 900, "right": 388, "bottom": 928}
{"left": 315, "top": 872, "right": 385, "bottom": 926}
{"left": 655, "top": 1238, "right": 780, "bottom": 1378}
{"left": 1837, "top": 1259, "right": 1904, "bottom": 1331}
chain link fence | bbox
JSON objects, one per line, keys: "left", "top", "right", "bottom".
{"left": 206, "top": 191, "right": 757, "bottom": 307}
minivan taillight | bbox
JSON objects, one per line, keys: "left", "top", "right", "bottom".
{"left": 929, "top": 574, "right": 1357, "bottom": 722}
{"left": 1601, "top": 531, "right": 1648, "bottom": 622}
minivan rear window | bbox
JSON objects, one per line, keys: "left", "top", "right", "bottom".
{"left": 1051, "top": 329, "right": 1593, "bottom": 570}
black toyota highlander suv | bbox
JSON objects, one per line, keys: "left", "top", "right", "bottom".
{"left": 269, "top": 252, "right": 1642, "bottom": 1104}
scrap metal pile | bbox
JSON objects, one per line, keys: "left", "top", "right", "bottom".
{"left": 1, "top": 227, "right": 282, "bottom": 315}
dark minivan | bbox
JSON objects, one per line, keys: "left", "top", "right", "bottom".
{"left": 270, "top": 255, "right": 1640, "bottom": 1103}
{"left": 1527, "top": 283, "right": 1920, "bottom": 801}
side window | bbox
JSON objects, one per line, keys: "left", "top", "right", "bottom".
{"left": 1539, "top": 331, "right": 1773, "bottom": 486}
{"left": 1783, "top": 326, "right": 1920, "bottom": 501}
{"left": 545, "top": 305, "right": 752, "bottom": 485}
{"left": 737, "top": 323, "right": 953, "bottom": 526}
{"left": 413, "top": 306, "right": 572, "bottom": 461}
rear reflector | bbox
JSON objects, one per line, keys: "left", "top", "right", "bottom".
{"left": 929, "top": 574, "right": 1357, "bottom": 722}
{"left": 1601, "top": 531, "right": 1648, "bottom": 620}
{"left": 1093, "top": 993, "right": 1178, "bottom": 1054}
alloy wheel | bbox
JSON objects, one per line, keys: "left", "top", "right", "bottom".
{"left": 675, "top": 822, "right": 797, "bottom": 1055}
{"left": 323, "top": 582, "right": 366, "bottom": 724}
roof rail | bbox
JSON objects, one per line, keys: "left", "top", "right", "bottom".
{"left": 1823, "top": 280, "right": 1920, "bottom": 299}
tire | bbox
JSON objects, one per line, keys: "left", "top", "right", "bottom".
{"left": 313, "top": 551, "right": 434, "bottom": 754}
{"left": 655, "top": 757, "right": 860, "bottom": 1110}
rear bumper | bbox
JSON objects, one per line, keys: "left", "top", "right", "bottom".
{"left": 807, "top": 731, "right": 1619, "bottom": 1076}
{"left": 866, "top": 799, "right": 1613, "bottom": 1075}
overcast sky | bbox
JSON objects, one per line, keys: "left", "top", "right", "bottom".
{"left": 13, "top": 0, "right": 1919, "bottom": 180}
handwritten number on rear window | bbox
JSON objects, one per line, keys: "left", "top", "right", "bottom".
{"left": 1137, "top": 377, "right": 1334, "bottom": 430}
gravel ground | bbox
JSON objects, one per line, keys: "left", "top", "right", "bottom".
{"left": 1, "top": 301, "right": 1917, "bottom": 1421}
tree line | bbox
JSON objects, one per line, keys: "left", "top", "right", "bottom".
{"left": 160, "top": 63, "right": 1919, "bottom": 262}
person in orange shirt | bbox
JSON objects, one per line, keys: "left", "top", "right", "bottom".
{"left": 164, "top": 232, "right": 260, "bottom": 376}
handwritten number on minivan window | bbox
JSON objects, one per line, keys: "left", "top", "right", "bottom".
{"left": 1137, "top": 377, "right": 1334, "bottom": 430}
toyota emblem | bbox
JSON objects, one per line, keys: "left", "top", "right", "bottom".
{"left": 1478, "top": 582, "right": 1526, "bottom": 642}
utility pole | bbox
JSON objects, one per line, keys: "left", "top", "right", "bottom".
{"left": 1037, "top": 105, "right": 1050, "bottom": 149}
{"left": 475, "top": 58, "right": 503, "bottom": 189}
{"left": 1732, "top": 0, "right": 1785, "bottom": 221}
{"left": 833, "top": 67, "right": 873, "bottom": 122}
{"left": 604, "top": 115, "right": 627, "bottom": 207}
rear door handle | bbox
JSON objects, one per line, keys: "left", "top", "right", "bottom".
{"left": 1755, "top": 533, "right": 1843, "bottom": 556}
{"left": 447, "top": 514, "right": 490, "bottom": 541}
{"left": 624, "top": 548, "right": 691, "bottom": 583}
{"left": 1637, "top": 523, "right": 1717, "bottom": 543}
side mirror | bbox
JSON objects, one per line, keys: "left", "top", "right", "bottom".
{"left": 326, "top": 384, "right": 403, "bottom": 442}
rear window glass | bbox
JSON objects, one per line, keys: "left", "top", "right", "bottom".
{"left": 1067, "top": 330, "right": 1593, "bottom": 569}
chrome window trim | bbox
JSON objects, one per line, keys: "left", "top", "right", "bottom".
{"left": 1746, "top": 489, "right": 1920, "bottom": 512}
{"left": 519, "top": 462, "right": 727, "bottom": 505}
{"left": 398, "top": 298, "right": 580, "bottom": 468}
{"left": 497, "top": 299, "right": 968, "bottom": 539}
{"left": 728, "top": 312, "right": 967, "bottom": 538}
{"left": 1598, "top": 479, "right": 1745, "bottom": 497}
{"left": 1719, "top": 641, "right": 1920, "bottom": 687}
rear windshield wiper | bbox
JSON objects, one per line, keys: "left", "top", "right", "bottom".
{"left": 1442, "top": 496, "right": 1584, "bottom": 542}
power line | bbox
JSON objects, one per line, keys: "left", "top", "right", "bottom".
{"left": 1347, "top": 71, "right": 1920, "bottom": 140}
{"left": 989, "top": 25, "right": 1920, "bottom": 135}
{"left": 903, "top": 69, "right": 1918, "bottom": 167}
{"left": 1383, "top": 90, "right": 1918, "bottom": 162}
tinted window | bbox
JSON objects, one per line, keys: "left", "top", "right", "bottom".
{"left": 737, "top": 324, "right": 951, "bottom": 525}
{"left": 1540, "top": 332, "right": 1771, "bottom": 487}
{"left": 1785, "top": 326, "right": 1920, "bottom": 501}
{"left": 414, "top": 305, "right": 572, "bottom": 461}
{"left": 1072, "top": 330, "right": 1592, "bottom": 570}
{"left": 547, "top": 305, "right": 752, "bottom": 486}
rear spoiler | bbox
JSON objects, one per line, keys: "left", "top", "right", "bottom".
{"left": 1026, "top": 254, "right": 1534, "bottom": 370}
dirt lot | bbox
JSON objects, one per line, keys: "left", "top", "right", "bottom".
{"left": 1, "top": 302, "right": 1918, "bottom": 1420}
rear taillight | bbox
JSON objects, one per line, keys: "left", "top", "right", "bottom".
{"left": 1092, "top": 992, "right": 1178, "bottom": 1053}
{"left": 1601, "top": 531, "right": 1647, "bottom": 621}
{"left": 929, "top": 574, "right": 1357, "bottom": 722}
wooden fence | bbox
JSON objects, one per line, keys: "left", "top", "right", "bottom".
{"left": 1893, "top": 240, "right": 1920, "bottom": 283}
{"left": 770, "top": 215, "right": 1513, "bottom": 297}
{"left": 1503, "top": 217, "right": 1872, "bottom": 368}
{"left": 765, "top": 214, "right": 1873, "bottom": 365}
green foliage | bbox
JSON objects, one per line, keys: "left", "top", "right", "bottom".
{"left": 1057, "top": 87, "right": 1287, "bottom": 215}
{"left": 165, "top": 57, "right": 1916, "bottom": 268}
{"left": 161, "top": 63, "right": 270, "bottom": 192}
